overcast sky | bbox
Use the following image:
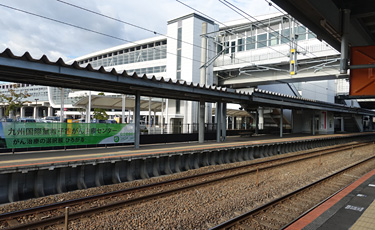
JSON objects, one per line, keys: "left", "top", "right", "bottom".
{"left": 0, "top": 0, "right": 278, "bottom": 61}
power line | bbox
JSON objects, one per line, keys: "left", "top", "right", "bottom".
{"left": 0, "top": 3, "right": 202, "bottom": 66}
{"left": 175, "top": 0, "right": 228, "bottom": 27}
{"left": 56, "top": 0, "right": 215, "bottom": 56}
{"left": 0, "top": 2, "right": 340, "bottom": 97}
{"left": 219, "top": 0, "right": 315, "bottom": 58}
{"left": 217, "top": 0, "right": 340, "bottom": 93}
{"left": 175, "top": 0, "right": 337, "bottom": 93}
{"left": 57, "top": 0, "right": 275, "bottom": 75}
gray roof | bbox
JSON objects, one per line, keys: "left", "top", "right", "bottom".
{"left": 0, "top": 48, "right": 374, "bottom": 116}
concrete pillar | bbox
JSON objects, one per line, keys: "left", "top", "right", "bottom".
{"left": 148, "top": 97, "right": 152, "bottom": 128}
{"left": 222, "top": 103, "right": 227, "bottom": 141}
{"left": 34, "top": 106, "right": 38, "bottom": 119}
{"left": 161, "top": 99, "right": 164, "bottom": 134}
{"left": 122, "top": 95, "right": 126, "bottom": 123}
{"left": 231, "top": 116, "right": 235, "bottom": 130}
{"left": 166, "top": 99, "right": 169, "bottom": 134}
{"left": 20, "top": 107, "right": 25, "bottom": 118}
{"left": 199, "top": 99, "right": 205, "bottom": 143}
{"left": 153, "top": 111, "right": 156, "bottom": 134}
{"left": 216, "top": 102, "right": 221, "bottom": 143}
{"left": 134, "top": 91, "right": 141, "bottom": 149}
{"left": 60, "top": 88, "right": 64, "bottom": 122}
{"left": 258, "top": 108, "right": 264, "bottom": 130}
{"left": 47, "top": 106, "right": 53, "bottom": 117}
{"left": 280, "top": 107, "right": 283, "bottom": 138}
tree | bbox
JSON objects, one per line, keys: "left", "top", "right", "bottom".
{"left": 93, "top": 92, "right": 109, "bottom": 121}
{"left": 0, "top": 85, "right": 31, "bottom": 118}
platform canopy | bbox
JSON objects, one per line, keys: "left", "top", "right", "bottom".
{"left": 271, "top": 0, "right": 375, "bottom": 51}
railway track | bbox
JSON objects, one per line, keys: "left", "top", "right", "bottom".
{"left": 210, "top": 154, "right": 375, "bottom": 230}
{"left": 0, "top": 141, "right": 371, "bottom": 229}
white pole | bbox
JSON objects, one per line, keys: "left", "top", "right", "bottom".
{"left": 60, "top": 88, "right": 64, "bottom": 123}
{"left": 87, "top": 91, "right": 91, "bottom": 123}
{"left": 148, "top": 97, "right": 151, "bottom": 128}
{"left": 161, "top": 99, "right": 164, "bottom": 134}
{"left": 165, "top": 99, "right": 169, "bottom": 134}
{"left": 122, "top": 94, "right": 126, "bottom": 123}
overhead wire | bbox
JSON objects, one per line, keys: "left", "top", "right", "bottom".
{"left": 174, "top": 0, "right": 337, "bottom": 95}
{"left": 218, "top": 0, "right": 340, "bottom": 94}
{"left": 0, "top": 3, "right": 209, "bottom": 69}
{"left": 0, "top": 2, "right": 339, "bottom": 98}
{"left": 57, "top": 0, "right": 262, "bottom": 69}
{"left": 220, "top": 0, "right": 314, "bottom": 58}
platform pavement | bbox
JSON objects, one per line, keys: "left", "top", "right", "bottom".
{"left": 0, "top": 133, "right": 360, "bottom": 170}
{"left": 285, "top": 168, "right": 375, "bottom": 230}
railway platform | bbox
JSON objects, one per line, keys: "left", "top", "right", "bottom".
{"left": 0, "top": 132, "right": 370, "bottom": 170}
{"left": 286, "top": 168, "right": 375, "bottom": 230}
{"left": 0, "top": 132, "right": 374, "bottom": 204}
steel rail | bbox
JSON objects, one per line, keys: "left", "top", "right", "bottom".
{"left": 210, "top": 154, "right": 375, "bottom": 229}
{"left": 1, "top": 142, "right": 370, "bottom": 229}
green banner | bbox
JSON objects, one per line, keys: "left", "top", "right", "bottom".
{"left": 0, "top": 122, "right": 134, "bottom": 149}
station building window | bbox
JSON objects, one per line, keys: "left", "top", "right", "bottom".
{"left": 268, "top": 31, "right": 279, "bottom": 46}
{"left": 257, "top": 33, "right": 267, "bottom": 48}
{"left": 237, "top": 38, "right": 244, "bottom": 52}
{"left": 230, "top": 41, "right": 236, "bottom": 53}
{"left": 246, "top": 36, "right": 256, "bottom": 50}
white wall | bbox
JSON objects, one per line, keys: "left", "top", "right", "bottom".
{"left": 166, "top": 14, "right": 218, "bottom": 125}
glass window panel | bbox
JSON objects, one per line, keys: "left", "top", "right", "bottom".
{"left": 102, "top": 58, "right": 108, "bottom": 67}
{"left": 123, "top": 53, "right": 128, "bottom": 64}
{"left": 177, "top": 27, "right": 182, "bottom": 49}
{"left": 147, "top": 67, "right": 153, "bottom": 74}
{"left": 177, "top": 50, "right": 181, "bottom": 70}
{"left": 257, "top": 33, "right": 267, "bottom": 48}
{"left": 154, "top": 48, "right": 160, "bottom": 59}
{"left": 135, "top": 50, "right": 141, "bottom": 62}
{"left": 141, "top": 50, "right": 147, "bottom": 62}
{"left": 281, "top": 28, "right": 290, "bottom": 44}
{"left": 117, "top": 54, "right": 123, "bottom": 65}
{"left": 161, "top": 45, "right": 167, "bottom": 58}
{"left": 217, "top": 43, "right": 223, "bottom": 54}
{"left": 237, "top": 38, "right": 244, "bottom": 52}
{"left": 154, "top": 66, "right": 161, "bottom": 73}
{"left": 246, "top": 36, "right": 255, "bottom": 50}
{"left": 128, "top": 52, "right": 134, "bottom": 63}
{"left": 147, "top": 48, "right": 154, "bottom": 61}
{"left": 224, "top": 42, "right": 229, "bottom": 54}
{"left": 268, "top": 31, "right": 279, "bottom": 46}
{"left": 231, "top": 41, "right": 236, "bottom": 53}
{"left": 296, "top": 26, "right": 306, "bottom": 41}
